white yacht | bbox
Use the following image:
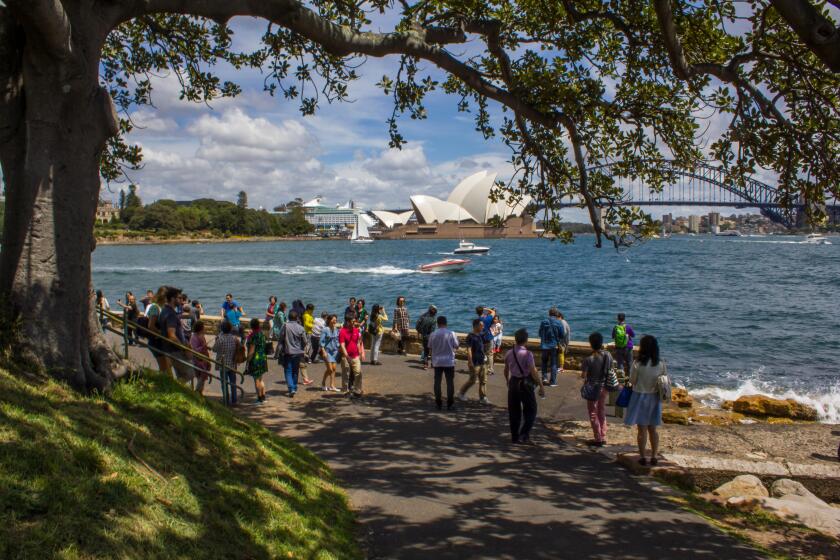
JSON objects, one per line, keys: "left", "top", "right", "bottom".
{"left": 350, "top": 216, "right": 374, "bottom": 244}
{"left": 715, "top": 230, "right": 742, "bottom": 237}
{"left": 453, "top": 240, "right": 489, "bottom": 254}
{"left": 802, "top": 233, "right": 831, "bottom": 245}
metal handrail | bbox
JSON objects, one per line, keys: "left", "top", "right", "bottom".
{"left": 98, "top": 306, "right": 247, "bottom": 398}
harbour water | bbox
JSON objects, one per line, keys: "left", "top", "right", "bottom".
{"left": 93, "top": 235, "right": 840, "bottom": 422}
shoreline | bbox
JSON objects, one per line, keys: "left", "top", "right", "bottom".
{"left": 95, "top": 235, "right": 330, "bottom": 246}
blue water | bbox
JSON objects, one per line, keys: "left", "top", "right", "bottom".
{"left": 92, "top": 236, "right": 840, "bottom": 421}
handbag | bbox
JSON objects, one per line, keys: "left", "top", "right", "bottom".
{"left": 234, "top": 342, "right": 246, "bottom": 364}
{"left": 615, "top": 385, "right": 633, "bottom": 408}
{"left": 604, "top": 367, "right": 620, "bottom": 392}
{"left": 389, "top": 329, "right": 401, "bottom": 341}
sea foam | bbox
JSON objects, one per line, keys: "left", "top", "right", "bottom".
{"left": 690, "top": 379, "right": 840, "bottom": 424}
{"left": 94, "top": 265, "right": 419, "bottom": 275}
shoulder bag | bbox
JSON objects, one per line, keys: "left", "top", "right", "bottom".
{"left": 511, "top": 349, "right": 535, "bottom": 390}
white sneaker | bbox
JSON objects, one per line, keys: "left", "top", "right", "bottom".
{"left": 457, "top": 393, "right": 468, "bottom": 402}
{"left": 479, "top": 397, "right": 490, "bottom": 404}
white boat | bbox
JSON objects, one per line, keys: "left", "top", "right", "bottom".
{"left": 418, "top": 258, "right": 471, "bottom": 273}
{"left": 350, "top": 216, "right": 374, "bottom": 244}
{"left": 453, "top": 240, "right": 489, "bottom": 254}
{"left": 802, "top": 233, "right": 831, "bottom": 245}
{"left": 715, "top": 230, "right": 742, "bottom": 237}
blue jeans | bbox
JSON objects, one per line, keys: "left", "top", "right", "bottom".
{"left": 221, "top": 367, "right": 237, "bottom": 405}
{"left": 541, "top": 348, "right": 558, "bottom": 384}
{"left": 284, "top": 354, "right": 301, "bottom": 394}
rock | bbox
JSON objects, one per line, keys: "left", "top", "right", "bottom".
{"left": 721, "top": 400, "right": 734, "bottom": 410}
{"left": 766, "top": 417, "right": 794, "bottom": 425}
{"left": 730, "top": 395, "right": 818, "bottom": 421}
{"left": 725, "top": 496, "right": 762, "bottom": 511}
{"left": 756, "top": 495, "right": 840, "bottom": 538}
{"left": 671, "top": 387, "right": 694, "bottom": 408}
{"left": 770, "top": 479, "right": 821, "bottom": 503}
{"left": 691, "top": 409, "right": 745, "bottom": 426}
{"left": 662, "top": 408, "right": 692, "bottom": 425}
{"left": 712, "top": 474, "right": 769, "bottom": 500}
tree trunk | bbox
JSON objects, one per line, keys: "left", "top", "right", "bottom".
{"left": 0, "top": 9, "right": 125, "bottom": 391}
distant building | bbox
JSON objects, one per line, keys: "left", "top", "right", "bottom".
{"left": 688, "top": 215, "right": 701, "bottom": 234}
{"left": 708, "top": 212, "right": 721, "bottom": 227}
{"left": 96, "top": 200, "right": 119, "bottom": 224}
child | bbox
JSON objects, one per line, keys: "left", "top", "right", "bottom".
{"left": 491, "top": 315, "right": 504, "bottom": 374}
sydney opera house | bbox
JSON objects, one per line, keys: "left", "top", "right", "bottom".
{"left": 373, "top": 170, "right": 536, "bottom": 239}
{"left": 373, "top": 170, "right": 531, "bottom": 227}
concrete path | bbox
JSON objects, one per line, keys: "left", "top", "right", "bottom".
{"left": 113, "top": 335, "right": 765, "bottom": 559}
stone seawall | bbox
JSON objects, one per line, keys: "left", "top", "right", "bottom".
{"left": 196, "top": 314, "right": 624, "bottom": 369}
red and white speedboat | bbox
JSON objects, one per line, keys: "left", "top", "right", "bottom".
{"left": 419, "top": 258, "right": 471, "bottom": 273}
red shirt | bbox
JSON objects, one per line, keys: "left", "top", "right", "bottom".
{"left": 339, "top": 325, "right": 361, "bottom": 358}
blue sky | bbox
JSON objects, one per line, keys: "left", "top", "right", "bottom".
{"left": 106, "top": 15, "right": 778, "bottom": 221}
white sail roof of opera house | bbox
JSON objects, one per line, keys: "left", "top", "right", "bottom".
{"left": 371, "top": 210, "right": 413, "bottom": 228}
{"left": 409, "top": 170, "right": 533, "bottom": 225}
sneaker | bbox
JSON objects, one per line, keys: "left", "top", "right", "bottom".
{"left": 289, "top": 392, "right": 296, "bottom": 398}
{"left": 650, "top": 458, "right": 659, "bottom": 466}
{"left": 321, "top": 386, "right": 329, "bottom": 391}
{"left": 541, "top": 378, "right": 548, "bottom": 384}
{"left": 457, "top": 393, "right": 468, "bottom": 402}
{"left": 549, "top": 383, "right": 558, "bottom": 387}
{"left": 479, "top": 397, "right": 490, "bottom": 404}
{"left": 329, "top": 386, "right": 339, "bottom": 392}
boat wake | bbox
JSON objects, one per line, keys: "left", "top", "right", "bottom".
{"left": 690, "top": 378, "right": 840, "bottom": 424}
{"left": 94, "top": 264, "right": 419, "bottom": 275}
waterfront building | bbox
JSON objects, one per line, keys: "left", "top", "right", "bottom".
{"left": 96, "top": 200, "right": 119, "bottom": 224}
{"left": 688, "top": 215, "right": 701, "bottom": 234}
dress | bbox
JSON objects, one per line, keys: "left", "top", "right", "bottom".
{"left": 247, "top": 331, "right": 268, "bottom": 378}
{"left": 624, "top": 360, "right": 665, "bottom": 426}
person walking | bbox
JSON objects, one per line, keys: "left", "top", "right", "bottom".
{"left": 339, "top": 314, "right": 365, "bottom": 396}
{"left": 302, "top": 303, "right": 315, "bottom": 362}
{"left": 190, "top": 320, "right": 211, "bottom": 395}
{"left": 457, "top": 319, "right": 490, "bottom": 404}
{"left": 311, "top": 311, "right": 327, "bottom": 363}
{"left": 159, "top": 286, "right": 193, "bottom": 382}
{"left": 392, "top": 296, "right": 410, "bottom": 355}
{"left": 416, "top": 305, "right": 438, "bottom": 369}
{"left": 625, "top": 335, "right": 667, "bottom": 465}
{"left": 557, "top": 311, "right": 571, "bottom": 376}
{"left": 213, "top": 320, "right": 241, "bottom": 406}
{"left": 368, "top": 304, "right": 388, "bottom": 365}
{"left": 504, "top": 328, "right": 545, "bottom": 444}
{"left": 278, "top": 309, "right": 308, "bottom": 398}
{"left": 612, "top": 312, "right": 635, "bottom": 377}
{"left": 319, "top": 314, "right": 340, "bottom": 391}
{"left": 581, "top": 332, "right": 614, "bottom": 446}
{"left": 428, "top": 315, "right": 459, "bottom": 411}
{"left": 246, "top": 318, "right": 269, "bottom": 404}
{"left": 538, "top": 307, "right": 564, "bottom": 387}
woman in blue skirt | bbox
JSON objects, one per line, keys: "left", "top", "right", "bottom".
{"left": 624, "top": 335, "right": 667, "bottom": 465}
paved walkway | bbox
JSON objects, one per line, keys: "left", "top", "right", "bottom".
{"left": 114, "top": 336, "right": 765, "bottom": 559}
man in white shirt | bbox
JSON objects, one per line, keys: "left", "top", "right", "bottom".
{"left": 428, "top": 315, "right": 459, "bottom": 411}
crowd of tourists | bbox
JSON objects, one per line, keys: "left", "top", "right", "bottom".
{"left": 104, "top": 287, "right": 670, "bottom": 458}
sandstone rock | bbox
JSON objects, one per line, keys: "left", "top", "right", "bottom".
{"left": 770, "top": 479, "right": 821, "bottom": 503}
{"left": 766, "top": 417, "right": 794, "bottom": 425}
{"left": 662, "top": 408, "right": 692, "bottom": 425}
{"left": 730, "top": 395, "right": 818, "bottom": 421}
{"left": 692, "top": 409, "right": 745, "bottom": 426}
{"left": 671, "top": 387, "right": 694, "bottom": 408}
{"left": 721, "top": 400, "right": 734, "bottom": 410}
{"left": 725, "top": 496, "right": 762, "bottom": 511}
{"left": 712, "top": 474, "right": 769, "bottom": 500}
{"left": 756, "top": 495, "right": 840, "bottom": 538}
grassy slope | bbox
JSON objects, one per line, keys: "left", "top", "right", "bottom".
{"left": 0, "top": 369, "right": 359, "bottom": 560}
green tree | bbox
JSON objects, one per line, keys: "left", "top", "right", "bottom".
{"left": 236, "top": 190, "right": 248, "bottom": 209}
{"left": 118, "top": 189, "right": 125, "bottom": 211}
{"left": 121, "top": 184, "right": 142, "bottom": 224}
{"left": 0, "top": 0, "right": 837, "bottom": 388}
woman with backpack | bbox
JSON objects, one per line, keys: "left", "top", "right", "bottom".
{"left": 580, "top": 332, "right": 614, "bottom": 447}
{"left": 624, "top": 335, "right": 667, "bottom": 465}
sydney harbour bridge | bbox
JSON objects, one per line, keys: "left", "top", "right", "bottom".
{"left": 556, "top": 161, "right": 840, "bottom": 229}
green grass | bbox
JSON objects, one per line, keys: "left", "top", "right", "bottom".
{"left": 0, "top": 369, "right": 360, "bottom": 559}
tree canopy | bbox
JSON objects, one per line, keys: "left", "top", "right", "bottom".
{"left": 83, "top": 0, "right": 840, "bottom": 247}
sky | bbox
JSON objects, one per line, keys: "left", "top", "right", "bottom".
{"left": 104, "top": 15, "right": 770, "bottom": 221}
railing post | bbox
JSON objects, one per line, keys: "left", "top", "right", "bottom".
{"left": 123, "top": 312, "right": 129, "bottom": 359}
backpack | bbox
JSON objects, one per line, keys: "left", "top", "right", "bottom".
{"left": 656, "top": 369, "right": 672, "bottom": 403}
{"left": 614, "top": 324, "right": 628, "bottom": 348}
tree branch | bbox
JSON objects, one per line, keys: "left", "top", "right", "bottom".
{"left": 5, "top": 0, "right": 72, "bottom": 59}
{"left": 769, "top": 0, "right": 840, "bottom": 72}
